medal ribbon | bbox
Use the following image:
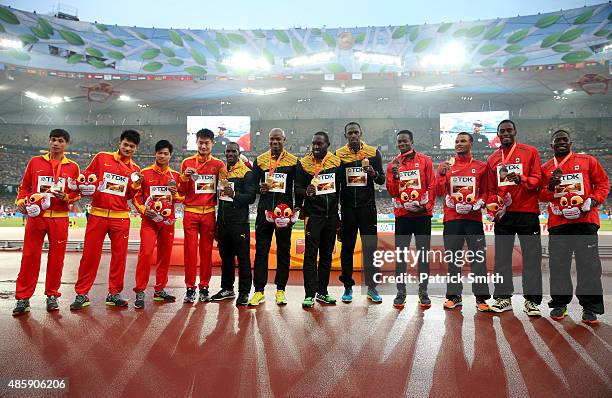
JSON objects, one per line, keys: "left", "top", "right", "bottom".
{"left": 500, "top": 142, "right": 517, "bottom": 165}
{"left": 553, "top": 152, "right": 573, "bottom": 172}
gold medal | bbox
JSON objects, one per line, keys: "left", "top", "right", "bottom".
{"left": 361, "top": 158, "right": 370, "bottom": 167}
{"left": 266, "top": 176, "right": 274, "bottom": 185}
{"left": 130, "top": 172, "right": 142, "bottom": 183}
{"left": 311, "top": 178, "right": 320, "bottom": 186}
{"left": 167, "top": 179, "right": 177, "bottom": 188}
{"left": 552, "top": 168, "right": 563, "bottom": 179}
{"left": 219, "top": 178, "right": 228, "bottom": 189}
{"left": 446, "top": 156, "right": 455, "bottom": 166}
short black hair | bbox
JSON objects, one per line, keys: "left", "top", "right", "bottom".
{"left": 155, "top": 139, "right": 173, "bottom": 154}
{"left": 397, "top": 129, "right": 413, "bottom": 141}
{"left": 497, "top": 119, "right": 516, "bottom": 132}
{"left": 196, "top": 128, "right": 215, "bottom": 141}
{"left": 344, "top": 121, "right": 361, "bottom": 132}
{"left": 49, "top": 128, "right": 70, "bottom": 143}
{"left": 226, "top": 141, "right": 240, "bottom": 152}
{"left": 457, "top": 131, "right": 473, "bottom": 142}
{"left": 551, "top": 129, "right": 570, "bottom": 141}
{"left": 120, "top": 129, "right": 141, "bottom": 145}
{"left": 314, "top": 131, "right": 330, "bottom": 143}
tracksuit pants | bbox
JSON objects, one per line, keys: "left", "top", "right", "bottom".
{"left": 340, "top": 205, "right": 378, "bottom": 289}
{"left": 253, "top": 211, "right": 292, "bottom": 292}
{"left": 303, "top": 215, "right": 337, "bottom": 298}
{"left": 183, "top": 211, "right": 215, "bottom": 289}
{"left": 134, "top": 217, "right": 175, "bottom": 293}
{"left": 548, "top": 223, "right": 604, "bottom": 314}
{"left": 15, "top": 216, "right": 69, "bottom": 299}
{"left": 217, "top": 222, "right": 252, "bottom": 294}
{"left": 395, "top": 215, "right": 431, "bottom": 293}
{"left": 493, "top": 212, "right": 542, "bottom": 304}
{"left": 443, "top": 219, "right": 490, "bottom": 300}
{"left": 75, "top": 214, "right": 130, "bottom": 295}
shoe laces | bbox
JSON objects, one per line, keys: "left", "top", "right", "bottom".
{"left": 136, "top": 292, "right": 145, "bottom": 301}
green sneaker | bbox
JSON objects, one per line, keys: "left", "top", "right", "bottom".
{"left": 523, "top": 300, "right": 541, "bottom": 317}
{"left": 302, "top": 297, "right": 315, "bottom": 308}
{"left": 315, "top": 293, "right": 337, "bottom": 304}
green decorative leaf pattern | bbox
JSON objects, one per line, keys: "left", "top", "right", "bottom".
{"left": 143, "top": 62, "right": 163, "bottom": 72}
{"left": 466, "top": 25, "right": 485, "bottom": 38}
{"left": 354, "top": 31, "right": 366, "bottom": 44}
{"left": 574, "top": 10, "right": 593, "bottom": 24}
{"left": 59, "top": 30, "right": 84, "bottom": 45}
{"left": 484, "top": 24, "right": 504, "bottom": 40}
{"left": 561, "top": 51, "right": 592, "bottom": 63}
{"left": 190, "top": 48, "right": 207, "bottom": 65}
{"left": 215, "top": 62, "right": 228, "bottom": 73}
{"left": 360, "top": 63, "right": 369, "bottom": 71}
{"left": 216, "top": 32, "right": 229, "bottom": 48}
{"left": 594, "top": 29, "right": 609, "bottom": 37}
{"left": 254, "top": 31, "right": 266, "bottom": 39}
{"left": 167, "top": 57, "right": 183, "bottom": 66}
{"left": 413, "top": 37, "right": 434, "bottom": 52}
{"left": 480, "top": 58, "right": 497, "bottom": 67}
{"left": 141, "top": 48, "right": 161, "bottom": 60}
{"left": 204, "top": 39, "right": 220, "bottom": 58}
{"left": 437, "top": 23, "right": 452, "bottom": 33}
{"left": 325, "top": 63, "right": 345, "bottom": 73}
{"left": 67, "top": 54, "right": 83, "bottom": 64}
{"left": 552, "top": 44, "right": 572, "bottom": 53}
{"left": 452, "top": 28, "right": 469, "bottom": 38}
{"left": 160, "top": 47, "right": 175, "bottom": 57}
{"left": 504, "top": 56, "right": 528, "bottom": 68}
{"left": 38, "top": 18, "right": 53, "bottom": 35}
{"left": 535, "top": 14, "right": 560, "bottom": 28}
{"left": 291, "top": 39, "right": 306, "bottom": 55}
{"left": 409, "top": 27, "right": 419, "bottom": 42}
{"left": 478, "top": 43, "right": 501, "bottom": 55}
{"left": 0, "top": 24, "right": 5, "bottom": 33}
{"left": 559, "top": 28, "right": 584, "bottom": 42}
{"left": 322, "top": 31, "right": 336, "bottom": 47}
{"left": 169, "top": 30, "right": 183, "bottom": 47}
{"left": 86, "top": 47, "right": 103, "bottom": 58}
{"left": 87, "top": 59, "right": 106, "bottom": 69}
{"left": 504, "top": 44, "right": 523, "bottom": 53}
{"left": 227, "top": 33, "right": 246, "bottom": 45}
{"left": 137, "top": 32, "right": 147, "bottom": 40}
{"left": 507, "top": 28, "right": 528, "bottom": 43}
{"left": 0, "top": 7, "right": 19, "bottom": 24}
{"left": 19, "top": 33, "right": 38, "bottom": 45}
{"left": 95, "top": 23, "right": 108, "bottom": 32}
{"left": 108, "top": 38, "right": 125, "bottom": 47}
{"left": 107, "top": 51, "right": 124, "bottom": 60}
{"left": 541, "top": 31, "right": 563, "bottom": 48}
{"left": 262, "top": 48, "right": 275, "bottom": 65}
{"left": 183, "top": 33, "right": 194, "bottom": 42}
{"left": 184, "top": 66, "right": 207, "bottom": 76}
{"left": 392, "top": 25, "right": 409, "bottom": 39}
{"left": 30, "top": 26, "right": 49, "bottom": 39}
{"left": 310, "top": 28, "right": 321, "bottom": 36}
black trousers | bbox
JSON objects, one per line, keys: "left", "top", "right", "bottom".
{"left": 303, "top": 215, "right": 338, "bottom": 298}
{"left": 493, "top": 212, "right": 542, "bottom": 303}
{"left": 217, "top": 222, "right": 252, "bottom": 294}
{"left": 548, "top": 223, "right": 604, "bottom": 314}
{"left": 340, "top": 206, "right": 378, "bottom": 289}
{"left": 395, "top": 216, "right": 431, "bottom": 293}
{"left": 443, "top": 219, "right": 490, "bottom": 300}
{"left": 253, "top": 212, "right": 292, "bottom": 292}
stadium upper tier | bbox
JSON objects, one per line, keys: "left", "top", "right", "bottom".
{"left": 0, "top": 4, "right": 610, "bottom": 77}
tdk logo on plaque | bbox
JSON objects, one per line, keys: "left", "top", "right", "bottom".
{"left": 319, "top": 174, "right": 334, "bottom": 181}
{"left": 400, "top": 170, "right": 419, "bottom": 178}
{"left": 109, "top": 174, "right": 127, "bottom": 182}
{"left": 451, "top": 176, "right": 475, "bottom": 183}
{"left": 195, "top": 175, "right": 215, "bottom": 181}
{"left": 560, "top": 173, "right": 581, "bottom": 182}
{"left": 40, "top": 176, "right": 57, "bottom": 183}
{"left": 347, "top": 167, "right": 363, "bottom": 173}
{"left": 506, "top": 164, "right": 522, "bottom": 171}
{"left": 271, "top": 173, "right": 285, "bottom": 179}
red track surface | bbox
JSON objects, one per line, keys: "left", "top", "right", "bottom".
{"left": 0, "top": 251, "right": 611, "bottom": 397}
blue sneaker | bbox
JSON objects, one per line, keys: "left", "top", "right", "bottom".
{"left": 341, "top": 287, "right": 353, "bottom": 303}
{"left": 367, "top": 287, "right": 382, "bottom": 303}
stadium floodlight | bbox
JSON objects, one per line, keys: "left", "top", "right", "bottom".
{"left": 24, "top": 91, "right": 50, "bottom": 103}
{"left": 419, "top": 41, "right": 466, "bottom": 68}
{"left": 562, "top": 88, "right": 574, "bottom": 95}
{"left": 240, "top": 87, "right": 287, "bottom": 96}
{"left": 63, "top": 96, "right": 72, "bottom": 102}
{"left": 49, "top": 96, "right": 63, "bottom": 105}
{"left": 223, "top": 53, "right": 271, "bottom": 70}
{"left": 118, "top": 95, "right": 131, "bottom": 101}
{"left": 0, "top": 38, "right": 22, "bottom": 49}
{"left": 285, "top": 52, "right": 334, "bottom": 67}
{"left": 354, "top": 51, "right": 402, "bottom": 67}
{"left": 321, "top": 86, "right": 366, "bottom": 94}
{"left": 401, "top": 84, "right": 454, "bottom": 92}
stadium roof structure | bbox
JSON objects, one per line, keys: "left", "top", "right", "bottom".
{"left": 0, "top": 4, "right": 610, "bottom": 77}
{"left": 0, "top": 4, "right": 610, "bottom": 125}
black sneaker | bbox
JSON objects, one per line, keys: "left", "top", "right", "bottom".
{"left": 393, "top": 293, "right": 406, "bottom": 308}
{"left": 582, "top": 309, "right": 599, "bottom": 325}
{"left": 134, "top": 291, "right": 145, "bottom": 309}
{"left": 550, "top": 306, "right": 568, "bottom": 320}
{"left": 153, "top": 289, "right": 176, "bottom": 302}
{"left": 418, "top": 291, "right": 431, "bottom": 308}
{"left": 70, "top": 294, "right": 90, "bottom": 311}
{"left": 199, "top": 288, "right": 211, "bottom": 302}
{"left": 210, "top": 289, "right": 236, "bottom": 301}
{"left": 236, "top": 292, "right": 249, "bottom": 306}
{"left": 106, "top": 293, "right": 128, "bottom": 307}
{"left": 12, "top": 299, "right": 30, "bottom": 316}
{"left": 184, "top": 288, "right": 196, "bottom": 303}
{"left": 46, "top": 295, "right": 59, "bottom": 312}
